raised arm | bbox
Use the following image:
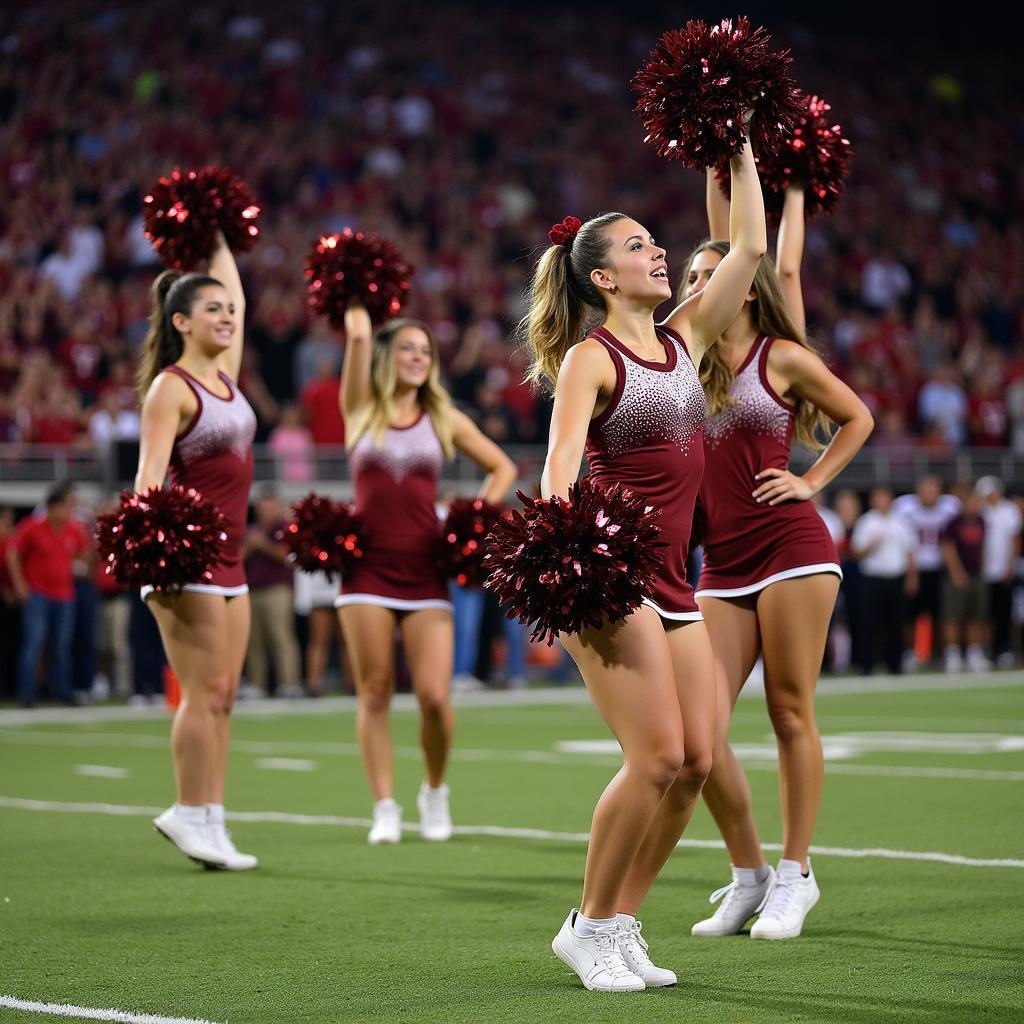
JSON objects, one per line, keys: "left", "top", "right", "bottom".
{"left": 134, "top": 372, "right": 194, "bottom": 492}
{"left": 540, "top": 339, "right": 614, "bottom": 500}
{"left": 776, "top": 186, "right": 806, "bottom": 337}
{"left": 666, "top": 134, "right": 766, "bottom": 361}
{"left": 450, "top": 409, "right": 518, "bottom": 504}
{"left": 706, "top": 168, "right": 730, "bottom": 240}
{"left": 208, "top": 230, "right": 246, "bottom": 382}
{"left": 339, "top": 303, "right": 374, "bottom": 419}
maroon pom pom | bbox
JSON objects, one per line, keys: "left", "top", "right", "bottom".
{"left": 142, "top": 166, "right": 261, "bottom": 270}
{"left": 483, "top": 480, "right": 666, "bottom": 645}
{"left": 548, "top": 215, "right": 582, "bottom": 247}
{"left": 437, "top": 498, "right": 504, "bottom": 587}
{"left": 716, "top": 94, "right": 852, "bottom": 220}
{"left": 283, "top": 493, "right": 364, "bottom": 576}
{"left": 95, "top": 486, "right": 228, "bottom": 591}
{"left": 633, "top": 17, "right": 803, "bottom": 170}
{"left": 305, "top": 229, "right": 415, "bottom": 328}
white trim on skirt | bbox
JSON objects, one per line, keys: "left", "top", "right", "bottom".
{"left": 642, "top": 597, "right": 704, "bottom": 622}
{"left": 334, "top": 593, "right": 454, "bottom": 613}
{"left": 141, "top": 582, "right": 250, "bottom": 601}
{"left": 695, "top": 562, "right": 843, "bottom": 600}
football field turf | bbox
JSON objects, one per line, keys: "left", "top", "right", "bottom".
{"left": 1, "top": 674, "right": 1022, "bottom": 1024}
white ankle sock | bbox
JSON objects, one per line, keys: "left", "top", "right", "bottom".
{"left": 615, "top": 912, "right": 636, "bottom": 927}
{"left": 777, "top": 857, "right": 806, "bottom": 880}
{"left": 206, "top": 803, "right": 225, "bottom": 825}
{"left": 573, "top": 912, "right": 617, "bottom": 938}
{"left": 175, "top": 803, "right": 207, "bottom": 825}
{"left": 733, "top": 863, "right": 772, "bottom": 886}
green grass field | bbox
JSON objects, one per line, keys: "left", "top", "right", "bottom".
{"left": 1, "top": 674, "right": 1023, "bottom": 1024}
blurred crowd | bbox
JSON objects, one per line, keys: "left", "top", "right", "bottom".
{"left": 1, "top": 3, "right": 1022, "bottom": 453}
{"left": 2, "top": 474, "right": 1022, "bottom": 707}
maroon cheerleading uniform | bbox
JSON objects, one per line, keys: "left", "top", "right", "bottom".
{"left": 695, "top": 334, "right": 841, "bottom": 598}
{"left": 586, "top": 325, "right": 706, "bottom": 620}
{"left": 143, "top": 365, "right": 256, "bottom": 599}
{"left": 336, "top": 411, "right": 452, "bottom": 612}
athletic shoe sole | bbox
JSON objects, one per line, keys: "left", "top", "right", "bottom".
{"left": 153, "top": 821, "right": 226, "bottom": 869}
{"left": 750, "top": 892, "right": 819, "bottom": 941}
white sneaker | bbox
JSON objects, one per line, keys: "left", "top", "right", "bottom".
{"left": 417, "top": 782, "right": 453, "bottom": 842}
{"left": 153, "top": 807, "right": 227, "bottom": 868}
{"left": 616, "top": 918, "right": 676, "bottom": 987}
{"left": 691, "top": 866, "right": 775, "bottom": 937}
{"left": 368, "top": 798, "right": 402, "bottom": 845}
{"left": 551, "top": 911, "right": 645, "bottom": 992}
{"left": 750, "top": 862, "right": 820, "bottom": 940}
{"left": 965, "top": 645, "right": 992, "bottom": 672}
{"left": 450, "top": 673, "right": 484, "bottom": 692}
{"left": 944, "top": 646, "right": 963, "bottom": 673}
{"left": 212, "top": 823, "right": 258, "bottom": 871}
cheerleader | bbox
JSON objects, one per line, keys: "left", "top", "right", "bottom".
{"left": 531, "top": 132, "right": 765, "bottom": 991}
{"left": 686, "top": 181, "right": 873, "bottom": 939}
{"left": 134, "top": 232, "right": 258, "bottom": 870}
{"left": 338, "top": 304, "right": 516, "bottom": 845}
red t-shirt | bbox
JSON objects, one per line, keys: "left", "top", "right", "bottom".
{"left": 300, "top": 377, "right": 345, "bottom": 446}
{"left": 11, "top": 515, "right": 87, "bottom": 601}
{"left": 968, "top": 396, "right": 1007, "bottom": 447}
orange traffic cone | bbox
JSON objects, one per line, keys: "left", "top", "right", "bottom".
{"left": 914, "top": 614, "right": 933, "bottom": 663}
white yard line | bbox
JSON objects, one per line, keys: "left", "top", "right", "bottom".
{"left": 73, "top": 765, "right": 130, "bottom": 779}
{"left": 0, "top": 995, "right": 224, "bottom": 1024}
{"left": 0, "top": 795, "right": 1020, "bottom": 869}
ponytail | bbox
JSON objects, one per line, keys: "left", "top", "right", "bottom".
{"left": 137, "top": 269, "right": 223, "bottom": 404}
{"left": 522, "top": 211, "right": 627, "bottom": 390}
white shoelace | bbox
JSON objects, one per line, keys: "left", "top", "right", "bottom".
{"left": 707, "top": 880, "right": 768, "bottom": 918}
{"left": 594, "top": 928, "right": 636, "bottom": 979}
{"left": 759, "top": 875, "right": 801, "bottom": 920}
{"left": 619, "top": 921, "right": 653, "bottom": 969}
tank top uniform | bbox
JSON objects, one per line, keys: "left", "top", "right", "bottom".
{"left": 142, "top": 365, "right": 256, "bottom": 600}
{"left": 336, "top": 411, "right": 452, "bottom": 613}
{"left": 695, "top": 334, "right": 841, "bottom": 598}
{"left": 586, "top": 325, "right": 706, "bottom": 621}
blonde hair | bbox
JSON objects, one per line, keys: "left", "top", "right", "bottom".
{"left": 345, "top": 319, "right": 455, "bottom": 458}
{"left": 137, "top": 269, "right": 223, "bottom": 404}
{"left": 681, "top": 240, "right": 832, "bottom": 450}
{"left": 522, "top": 212, "right": 627, "bottom": 389}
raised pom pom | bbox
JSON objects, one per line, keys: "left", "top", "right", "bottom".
{"left": 95, "top": 485, "right": 228, "bottom": 591}
{"left": 283, "top": 493, "right": 364, "bottom": 576}
{"left": 437, "top": 498, "right": 504, "bottom": 587}
{"left": 632, "top": 17, "right": 803, "bottom": 170}
{"left": 142, "top": 166, "right": 261, "bottom": 270}
{"left": 305, "top": 229, "right": 415, "bottom": 328}
{"left": 483, "top": 480, "right": 666, "bottom": 645}
{"left": 716, "top": 94, "right": 852, "bottom": 220}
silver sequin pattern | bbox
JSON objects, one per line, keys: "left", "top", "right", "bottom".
{"left": 704, "top": 343, "right": 790, "bottom": 450}
{"left": 598, "top": 339, "right": 706, "bottom": 458}
{"left": 175, "top": 379, "right": 256, "bottom": 465}
{"left": 350, "top": 414, "right": 443, "bottom": 482}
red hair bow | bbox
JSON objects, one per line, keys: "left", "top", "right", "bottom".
{"left": 548, "top": 215, "right": 582, "bottom": 247}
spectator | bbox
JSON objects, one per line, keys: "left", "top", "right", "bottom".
{"left": 293, "top": 569, "right": 348, "bottom": 695}
{"left": 299, "top": 356, "right": 346, "bottom": 446}
{"left": 0, "top": 506, "right": 20, "bottom": 699}
{"left": 940, "top": 488, "right": 990, "bottom": 672}
{"left": 6, "top": 484, "right": 88, "bottom": 706}
{"left": 831, "top": 489, "right": 867, "bottom": 673}
{"left": 267, "top": 404, "right": 314, "bottom": 482}
{"left": 243, "top": 490, "right": 302, "bottom": 698}
{"left": 851, "top": 485, "right": 918, "bottom": 675}
{"left": 918, "top": 363, "right": 968, "bottom": 446}
{"left": 976, "top": 476, "right": 1022, "bottom": 667}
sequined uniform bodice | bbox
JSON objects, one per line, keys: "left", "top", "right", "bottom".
{"left": 585, "top": 325, "right": 706, "bottom": 617}
{"left": 166, "top": 366, "right": 256, "bottom": 572}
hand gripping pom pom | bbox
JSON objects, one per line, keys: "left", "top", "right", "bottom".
{"left": 95, "top": 486, "right": 228, "bottom": 591}
{"left": 283, "top": 494, "right": 365, "bottom": 576}
{"left": 482, "top": 479, "right": 666, "bottom": 645}
{"left": 305, "top": 230, "right": 415, "bottom": 328}
{"left": 632, "top": 17, "right": 803, "bottom": 170}
{"left": 142, "top": 166, "right": 261, "bottom": 269}
{"left": 716, "top": 94, "right": 852, "bottom": 220}
{"left": 436, "top": 498, "right": 504, "bottom": 588}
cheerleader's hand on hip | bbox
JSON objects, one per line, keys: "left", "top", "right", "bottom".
{"left": 753, "top": 468, "right": 814, "bottom": 505}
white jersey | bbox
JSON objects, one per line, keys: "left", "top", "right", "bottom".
{"left": 982, "top": 500, "right": 1023, "bottom": 582}
{"left": 893, "top": 493, "right": 960, "bottom": 572}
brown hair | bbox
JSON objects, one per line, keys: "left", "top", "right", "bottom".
{"left": 137, "top": 270, "right": 223, "bottom": 403}
{"left": 522, "top": 212, "right": 628, "bottom": 389}
{"left": 680, "top": 240, "right": 832, "bottom": 450}
{"left": 345, "top": 318, "right": 455, "bottom": 459}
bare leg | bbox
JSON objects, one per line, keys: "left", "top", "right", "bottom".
{"left": 306, "top": 606, "right": 333, "bottom": 695}
{"left": 697, "top": 594, "right": 765, "bottom": 868}
{"left": 560, "top": 606, "right": 684, "bottom": 921}
{"left": 399, "top": 608, "right": 455, "bottom": 787}
{"left": 209, "top": 594, "right": 249, "bottom": 804}
{"left": 757, "top": 574, "right": 839, "bottom": 869}
{"left": 617, "top": 619, "right": 716, "bottom": 915}
{"left": 339, "top": 604, "right": 398, "bottom": 800}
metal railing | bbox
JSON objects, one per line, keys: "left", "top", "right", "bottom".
{"left": 0, "top": 442, "right": 1019, "bottom": 506}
